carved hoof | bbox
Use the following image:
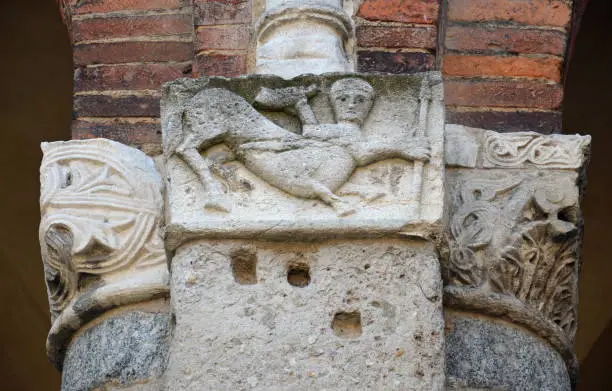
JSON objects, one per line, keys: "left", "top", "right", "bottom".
{"left": 205, "top": 197, "right": 232, "bottom": 213}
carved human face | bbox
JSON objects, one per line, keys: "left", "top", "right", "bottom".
{"left": 330, "top": 79, "right": 374, "bottom": 125}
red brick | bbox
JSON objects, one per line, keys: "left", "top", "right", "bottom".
{"left": 356, "top": 25, "right": 437, "bottom": 50}
{"left": 443, "top": 55, "right": 562, "bottom": 82}
{"left": 445, "top": 108, "right": 562, "bottom": 133}
{"left": 448, "top": 0, "right": 572, "bottom": 28}
{"left": 72, "top": 14, "right": 192, "bottom": 42}
{"left": 445, "top": 25, "right": 566, "bottom": 56}
{"left": 74, "top": 0, "right": 188, "bottom": 14}
{"left": 196, "top": 25, "right": 251, "bottom": 51}
{"left": 74, "top": 63, "right": 192, "bottom": 92}
{"left": 74, "top": 94, "right": 160, "bottom": 117}
{"left": 73, "top": 41, "right": 193, "bottom": 65}
{"left": 358, "top": 0, "right": 439, "bottom": 24}
{"left": 445, "top": 79, "right": 564, "bottom": 109}
{"left": 357, "top": 51, "right": 435, "bottom": 74}
{"left": 194, "top": 0, "right": 251, "bottom": 25}
{"left": 72, "top": 118, "right": 162, "bottom": 145}
{"left": 196, "top": 52, "right": 247, "bottom": 77}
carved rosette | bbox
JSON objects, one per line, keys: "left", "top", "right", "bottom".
{"left": 39, "top": 139, "right": 169, "bottom": 368}
{"left": 443, "top": 126, "right": 591, "bottom": 380}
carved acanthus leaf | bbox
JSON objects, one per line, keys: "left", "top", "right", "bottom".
{"left": 444, "top": 173, "right": 581, "bottom": 340}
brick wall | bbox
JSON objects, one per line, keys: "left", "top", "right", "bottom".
{"left": 441, "top": 0, "right": 573, "bottom": 133}
{"left": 58, "top": 0, "right": 580, "bottom": 152}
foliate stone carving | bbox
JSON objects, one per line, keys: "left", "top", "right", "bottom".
{"left": 482, "top": 131, "right": 590, "bottom": 168}
{"left": 162, "top": 73, "right": 445, "bottom": 246}
{"left": 255, "top": 1, "right": 353, "bottom": 78}
{"left": 443, "top": 169, "right": 584, "bottom": 374}
{"left": 444, "top": 125, "right": 591, "bottom": 169}
{"left": 39, "top": 139, "right": 169, "bottom": 368}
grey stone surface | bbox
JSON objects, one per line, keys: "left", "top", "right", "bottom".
{"left": 61, "top": 311, "right": 171, "bottom": 391}
{"left": 445, "top": 312, "right": 570, "bottom": 391}
{"left": 164, "top": 239, "right": 445, "bottom": 390}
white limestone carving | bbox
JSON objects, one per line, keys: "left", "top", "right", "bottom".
{"left": 443, "top": 169, "right": 585, "bottom": 370}
{"left": 444, "top": 125, "right": 591, "bottom": 169}
{"left": 39, "top": 139, "right": 169, "bottom": 367}
{"left": 483, "top": 130, "right": 590, "bottom": 169}
{"left": 162, "top": 73, "right": 445, "bottom": 245}
{"left": 255, "top": 0, "right": 353, "bottom": 78}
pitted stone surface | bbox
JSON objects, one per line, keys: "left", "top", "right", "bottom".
{"left": 164, "top": 239, "right": 445, "bottom": 390}
{"left": 61, "top": 311, "right": 171, "bottom": 391}
{"left": 445, "top": 312, "right": 570, "bottom": 391}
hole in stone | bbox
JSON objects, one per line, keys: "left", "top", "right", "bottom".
{"left": 230, "top": 248, "right": 257, "bottom": 285}
{"left": 331, "top": 311, "right": 362, "bottom": 339}
{"left": 287, "top": 262, "right": 310, "bottom": 287}
{"left": 364, "top": 263, "right": 371, "bottom": 270}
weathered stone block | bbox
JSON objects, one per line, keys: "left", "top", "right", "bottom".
{"left": 164, "top": 239, "right": 445, "bottom": 390}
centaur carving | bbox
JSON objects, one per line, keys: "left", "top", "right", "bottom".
{"left": 167, "top": 78, "right": 431, "bottom": 215}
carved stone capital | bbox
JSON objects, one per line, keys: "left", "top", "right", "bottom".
{"left": 255, "top": 1, "right": 353, "bottom": 78}
{"left": 443, "top": 125, "right": 591, "bottom": 380}
{"left": 39, "top": 139, "right": 169, "bottom": 368}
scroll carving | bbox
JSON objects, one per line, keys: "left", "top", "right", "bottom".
{"left": 482, "top": 131, "right": 590, "bottom": 169}
{"left": 39, "top": 139, "right": 168, "bottom": 367}
{"left": 444, "top": 173, "right": 581, "bottom": 341}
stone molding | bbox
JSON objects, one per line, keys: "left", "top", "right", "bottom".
{"left": 445, "top": 124, "right": 591, "bottom": 170}
{"left": 254, "top": 2, "right": 354, "bottom": 78}
{"left": 161, "top": 73, "right": 445, "bottom": 248}
{"left": 442, "top": 125, "right": 591, "bottom": 382}
{"left": 39, "top": 139, "right": 169, "bottom": 368}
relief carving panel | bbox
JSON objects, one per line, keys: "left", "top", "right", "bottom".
{"left": 162, "top": 73, "right": 445, "bottom": 246}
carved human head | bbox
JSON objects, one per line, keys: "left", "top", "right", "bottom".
{"left": 330, "top": 78, "right": 375, "bottom": 125}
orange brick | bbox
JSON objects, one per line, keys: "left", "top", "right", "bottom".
{"left": 74, "top": 41, "right": 193, "bottom": 65}
{"left": 72, "top": 14, "right": 192, "bottom": 42}
{"left": 443, "top": 55, "right": 562, "bottom": 82}
{"left": 445, "top": 79, "right": 563, "bottom": 109}
{"left": 448, "top": 0, "right": 572, "bottom": 28}
{"left": 356, "top": 25, "right": 437, "bottom": 50}
{"left": 74, "top": 63, "right": 192, "bottom": 92}
{"left": 445, "top": 25, "right": 566, "bottom": 56}
{"left": 73, "top": 0, "right": 188, "bottom": 14}
{"left": 195, "top": 53, "right": 246, "bottom": 77}
{"left": 196, "top": 25, "right": 251, "bottom": 51}
{"left": 358, "top": 0, "right": 439, "bottom": 24}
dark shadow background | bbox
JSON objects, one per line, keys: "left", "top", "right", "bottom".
{"left": 0, "top": 0, "right": 71, "bottom": 389}
{"left": 0, "top": 0, "right": 610, "bottom": 389}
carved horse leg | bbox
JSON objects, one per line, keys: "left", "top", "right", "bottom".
{"left": 309, "top": 181, "right": 356, "bottom": 217}
{"left": 175, "top": 136, "right": 231, "bottom": 213}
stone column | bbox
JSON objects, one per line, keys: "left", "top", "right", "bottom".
{"left": 254, "top": 0, "right": 353, "bottom": 78}
{"left": 443, "top": 125, "right": 591, "bottom": 390}
{"left": 39, "top": 139, "right": 171, "bottom": 390}
{"left": 160, "top": 73, "right": 447, "bottom": 389}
